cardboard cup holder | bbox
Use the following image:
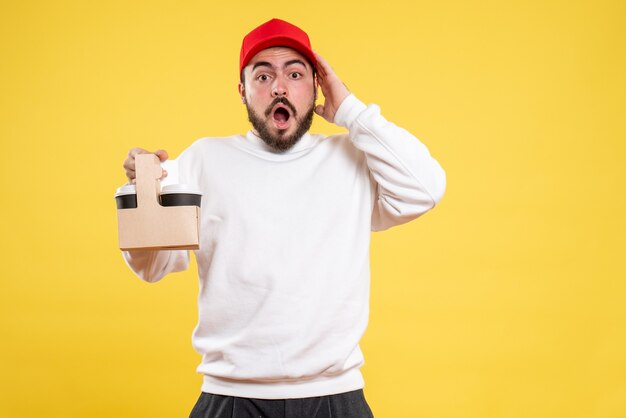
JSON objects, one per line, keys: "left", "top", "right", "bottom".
{"left": 116, "top": 154, "right": 200, "bottom": 251}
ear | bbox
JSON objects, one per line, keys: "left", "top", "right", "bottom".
{"left": 238, "top": 82, "right": 246, "bottom": 104}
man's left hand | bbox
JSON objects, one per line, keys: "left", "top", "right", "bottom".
{"left": 314, "top": 52, "right": 351, "bottom": 124}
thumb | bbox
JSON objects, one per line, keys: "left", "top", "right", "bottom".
{"left": 154, "top": 149, "right": 169, "bottom": 162}
{"left": 315, "top": 104, "right": 324, "bottom": 116}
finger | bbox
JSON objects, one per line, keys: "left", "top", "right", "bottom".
{"left": 314, "top": 51, "right": 326, "bottom": 68}
{"left": 123, "top": 156, "right": 136, "bottom": 178}
{"left": 125, "top": 147, "right": 162, "bottom": 182}
{"left": 316, "top": 53, "right": 336, "bottom": 79}
{"left": 154, "top": 149, "right": 169, "bottom": 162}
{"left": 318, "top": 81, "right": 332, "bottom": 98}
{"left": 125, "top": 166, "right": 136, "bottom": 181}
{"left": 315, "top": 71, "right": 329, "bottom": 91}
{"left": 315, "top": 104, "right": 324, "bottom": 116}
{"left": 125, "top": 147, "right": 149, "bottom": 172}
{"left": 124, "top": 157, "right": 135, "bottom": 172}
{"left": 313, "top": 51, "right": 329, "bottom": 77}
{"left": 128, "top": 147, "right": 149, "bottom": 158}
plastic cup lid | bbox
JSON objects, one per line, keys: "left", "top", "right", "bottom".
{"left": 160, "top": 184, "right": 203, "bottom": 196}
{"left": 115, "top": 184, "right": 136, "bottom": 197}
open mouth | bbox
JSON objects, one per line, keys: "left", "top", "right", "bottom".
{"left": 272, "top": 106, "right": 291, "bottom": 129}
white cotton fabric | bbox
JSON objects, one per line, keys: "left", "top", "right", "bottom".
{"left": 123, "top": 94, "right": 446, "bottom": 399}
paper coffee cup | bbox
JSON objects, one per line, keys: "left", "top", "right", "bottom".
{"left": 115, "top": 184, "right": 137, "bottom": 209}
{"left": 160, "top": 184, "right": 202, "bottom": 207}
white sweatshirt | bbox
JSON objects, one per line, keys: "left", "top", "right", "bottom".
{"left": 123, "top": 94, "right": 446, "bottom": 399}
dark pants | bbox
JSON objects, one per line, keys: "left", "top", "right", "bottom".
{"left": 189, "top": 389, "right": 374, "bottom": 418}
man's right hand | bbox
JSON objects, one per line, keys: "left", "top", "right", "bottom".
{"left": 123, "top": 148, "right": 169, "bottom": 183}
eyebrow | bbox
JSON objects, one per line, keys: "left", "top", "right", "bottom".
{"left": 252, "top": 61, "right": 272, "bottom": 71}
{"left": 284, "top": 59, "right": 307, "bottom": 69}
{"left": 251, "top": 59, "right": 308, "bottom": 72}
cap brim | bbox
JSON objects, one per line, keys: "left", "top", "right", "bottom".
{"left": 241, "top": 36, "right": 317, "bottom": 72}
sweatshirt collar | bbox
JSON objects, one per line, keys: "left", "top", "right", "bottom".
{"left": 237, "top": 130, "right": 318, "bottom": 159}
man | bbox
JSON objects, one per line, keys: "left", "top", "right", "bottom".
{"left": 122, "top": 18, "right": 446, "bottom": 417}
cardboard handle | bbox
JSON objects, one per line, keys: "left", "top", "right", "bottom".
{"left": 134, "top": 153, "right": 162, "bottom": 209}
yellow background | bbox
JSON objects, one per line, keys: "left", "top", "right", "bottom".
{"left": 1, "top": 0, "right": 625, "bottom": 417}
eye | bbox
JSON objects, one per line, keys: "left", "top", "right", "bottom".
{"left": 289, "top": 72, "right": 302, "bottom": 79}
{"left": 256, "top": 74, "right": 270, "bottom": 82}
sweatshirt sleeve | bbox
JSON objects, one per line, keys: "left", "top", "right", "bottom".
{"left": 122, "top": 249, "right": 190, "bottom": 283}
{"left": 119, "top": 153, "right": 192, "bottom": 283}
{"left": 334, "top": 94, "right": 446, "bottom": 232}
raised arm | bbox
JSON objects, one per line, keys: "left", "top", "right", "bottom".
{"left": 314, "top": 52, "right": 446, "bottom": 231}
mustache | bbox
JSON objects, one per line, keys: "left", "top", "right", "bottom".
{"left": 264, "top": 97, "right": 297, "bottom": 118}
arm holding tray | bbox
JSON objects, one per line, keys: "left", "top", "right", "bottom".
{"left": 117, "top": 153, "right": 200, "bottom": 282}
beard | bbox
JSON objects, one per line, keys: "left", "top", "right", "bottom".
{"left": 246, "top": 97, "right": 315, "bottom": 153}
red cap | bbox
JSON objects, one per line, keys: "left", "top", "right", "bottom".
{"left": 239, "top": 19, "right": 316, "bottom": 75}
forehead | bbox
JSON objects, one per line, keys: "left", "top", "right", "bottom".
{"left": 246, "top": 47, "right": 311, "bottom": 71}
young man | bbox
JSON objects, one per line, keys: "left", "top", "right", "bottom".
{"left": 122, "top": 18, "right": 446, "bottom": 417}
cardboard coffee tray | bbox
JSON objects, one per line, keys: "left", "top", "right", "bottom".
{"left": 117, "top": 154, "right": 200, "bottom": 251}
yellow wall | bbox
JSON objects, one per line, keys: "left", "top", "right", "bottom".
{"left": 1, "top": 1, "right": 625, "bottom": 417}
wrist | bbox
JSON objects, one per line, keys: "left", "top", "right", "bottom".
{"left": 333, "top": 94, "right": 367, "bottom": 128}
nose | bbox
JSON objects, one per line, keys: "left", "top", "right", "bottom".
{"left": 272, "top": 80, "right": 287, "bottom": 97}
